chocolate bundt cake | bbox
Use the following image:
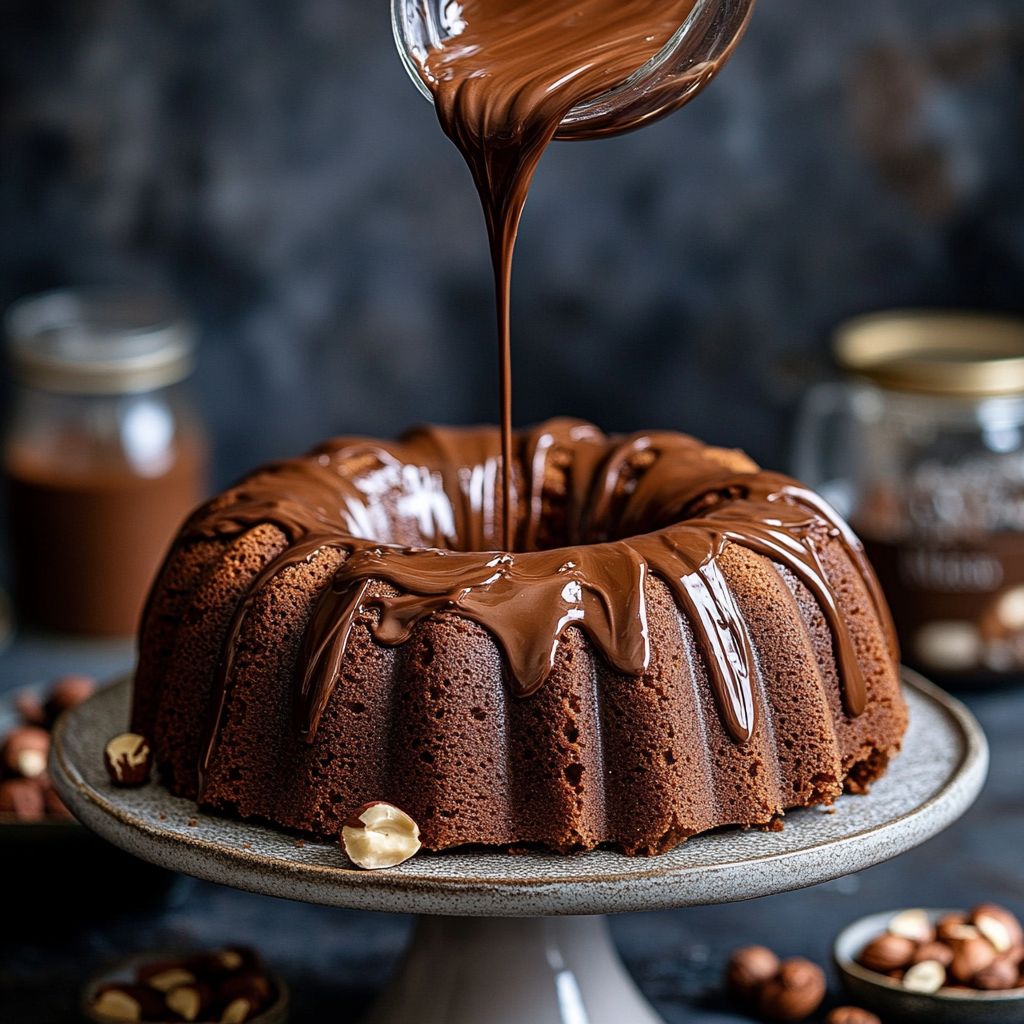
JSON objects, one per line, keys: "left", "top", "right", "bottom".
{"left": 132, "top": 418, "right": 906, "bottom": 855}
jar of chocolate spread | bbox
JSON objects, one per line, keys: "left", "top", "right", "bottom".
{"left": 4, "top": 289, "right": 208, "bottom": 636}
{"left": 795, "top": 310, "right": 1024, "bottom": 683}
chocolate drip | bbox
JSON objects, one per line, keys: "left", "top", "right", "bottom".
{"left": 418, "top": 0, "right": 702, "bottom": 551}
{"left": 188, "top": 421, "right": 893, "bottom": 794}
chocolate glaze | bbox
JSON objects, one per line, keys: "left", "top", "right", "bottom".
{"left": 418, "top": 0, "right": 701, "bottom": 551}
{"left": 184, "top": 419, "right": 896, "bottom": 795}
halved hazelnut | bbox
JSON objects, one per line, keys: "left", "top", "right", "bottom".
{"left": 220, "top": 997, "right": 254, "bottom": 1023}
{"left": 888, "top": 908, "right": 935, "bottom": 944}
{"left": 1, "top": 726, "right": 50, "bottom": 779}
{"left": 341, "top": 802, "right": 421, "bottom": 869}
{"left": 103, "top": 733, "right": 152, "bottom": 786}
{"left": 145, "top": 966, "right": 196, "bottom": 992}
{"left": 165, "top": 983, "right": 211, "bottom": 1021}
{"left": 92, "top": 987, "right": 142, "bottom": 1021}
{"left": 973, "top": 904, "right": 1024, "bottom": 953}
{"left": 902, "top": 959, "right": 946, "bottom": 994}
{"left": 936, "top": 913, "right": 970, "bottom": 942}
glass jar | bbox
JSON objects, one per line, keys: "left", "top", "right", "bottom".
{"left": 4, "top": 289, "right": 208, "bottom": 636}
{"left": 794, "top": 310, "right": 1024, "bottom": 683}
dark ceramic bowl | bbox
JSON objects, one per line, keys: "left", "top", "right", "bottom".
{"left": 81, "top": 949, "right": 289, "bottom": 1024}
{"left": 835, "top": 909, "right": 1024, "bottom": 1023}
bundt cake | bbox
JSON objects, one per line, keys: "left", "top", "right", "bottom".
{"left": 132, "top": 418, "right": 906, "bottom": 855}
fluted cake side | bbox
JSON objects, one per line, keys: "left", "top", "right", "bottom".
{"left": 132, "top": 419, "right": 906, "bottom": 855}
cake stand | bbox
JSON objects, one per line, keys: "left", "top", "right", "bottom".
{"left": 51, "top": 669, "right": 987, "bottom": 1024}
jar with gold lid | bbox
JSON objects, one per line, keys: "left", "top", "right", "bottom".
{"left": 795, "top": 310, "right": 1024, "bottom": 683}
{"left": 3, "top": 289, "right": 208, "bottom": 636}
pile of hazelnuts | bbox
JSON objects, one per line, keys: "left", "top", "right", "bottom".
{"left": 90, "top": 947, "right": 274, "bottom": 1023}
{"left": 0, "top": 674, "right": 96, "bottom": 821}
{"left": 856, "top": 904, "right": 1024, "bottom": 993}
{"left": 725, "top": 947, "right": 878, "bottom": 1023}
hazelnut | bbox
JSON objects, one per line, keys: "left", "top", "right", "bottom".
{"left": 912, "top": 941, "right": 954, "bottom": 967}
{"left": 220, "top": 997, "right": 255, "bottom": 1023}
{"left": 725, "top": 945, "right": 780, "bottom": 1000}
{"left": 858, "top": 933, "right": 916, "bottom": 973}
{"left": 1, "top": 726, "right": 50, "bottom": 779}
{"left": 103, "top": 733, "right": 152, "bottom": 786}
{"left": 757, "top": 957, "right": 826, "bottom": 1022}
{"left": 887, "top": 908, "right": 935, "bottom": 944}
{"left": 220, "top": 972, "right": 271, "bottom": 1009}
{"left": 973, "top": 904, "right": 1024, "bottom": 953}
{"left": 144, "top": 966, "right": 196, "bottom": 992}
{"left": 936, "top": 913, "right": 970, "bottom": 942}
{"left": 45, "top": 674, "right": 96, "bottom": 721}
{"left": 950, "top": 936, "right": 997, "bottom": 984}
{"left": 92, "top": 983, "right": 166, "bottom": 1021}
{"left": 14, "top": 691, "right": 47, "bottom": 727}
{"left": 0, "top": 777, "right": 45, "bottom": 820}
{"left": 902, "top": 959, "right": 946, "bottom": 994}
{"left": 165, "top": 982, "right": 212, "bottom": 1021}
{"left": 824, "top": 1009, "right": 881, "bottom": 1024}
{"left": 973, "top": 956, "right": 1020, "bottom": 991}
{"left": 341, "top": 801, "right": 421, "bottom": 869}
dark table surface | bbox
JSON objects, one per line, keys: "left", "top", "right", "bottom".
{"left": 1, "top": 631, "right": 1022, "bottom": 1024}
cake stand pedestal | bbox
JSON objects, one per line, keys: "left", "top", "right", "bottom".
{"left": 51, "top": 670, "right": 986, "bottom": 1024}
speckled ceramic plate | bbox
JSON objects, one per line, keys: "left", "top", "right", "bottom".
{"left": 835, "top": 909, "right": 1024, "bottom": 1023}
{"left": 50, "top": 668, "right": 987, "bottom": 917}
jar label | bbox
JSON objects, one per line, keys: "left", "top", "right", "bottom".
{"left": 864, "top": 534, "right": 1024, "bottom": 676}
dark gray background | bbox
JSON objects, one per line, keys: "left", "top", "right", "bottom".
{"left": 2, "top": 0, "right": 1023, "bottom": 486}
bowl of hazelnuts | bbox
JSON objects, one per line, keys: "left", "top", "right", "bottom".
{"left": 834, "top": 905, "right": 1024, "bottom": 1022}
{"left": 0, "top": 674, "right": 96, "bottom": 830}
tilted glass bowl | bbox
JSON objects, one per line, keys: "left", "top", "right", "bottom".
{"left": 392, "top": 0, "right": 757, "bottom": 140}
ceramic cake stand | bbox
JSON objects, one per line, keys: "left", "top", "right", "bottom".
{"left": 51, "top": 670, "right": 986, "bottom": 1024}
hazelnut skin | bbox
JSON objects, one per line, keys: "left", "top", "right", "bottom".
{"left": 950, "top": 936, "right": 997, "bottom": 984}
{"left": 973, "top": 956, "right": 1021, "bottom": 991}
{"left": 757, "top": 957, "right": 826, "bottom": 1022}
{"left": 824, "top": 1009, "right": 881, "bottom": 1024}
{"left": 936, "top": 913, "right": 970, "bottom": 942}
{"left": 858, "top": 933, "right": 916, "bottom": 973}
{"left": 725, "top": 945, "right": 780, "bottom": 1000}
{"left": 912, "top": 941, "right": 954, "bottom": 967}
{"left": 44, "top": 674, "right": 96, "bottom": 722}
{"left": 0, "top": 777, "right": 45, "bottom": 820}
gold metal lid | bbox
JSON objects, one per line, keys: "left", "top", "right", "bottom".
{"left": 5, "top": 289, "right": 196, "bottom": 395}
{"left": 834, "top": 310, "right": 1024, "bottom": 397}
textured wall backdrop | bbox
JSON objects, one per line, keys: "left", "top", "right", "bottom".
{"left": 2, "top": 0, "right": 1023, "bottom": 485}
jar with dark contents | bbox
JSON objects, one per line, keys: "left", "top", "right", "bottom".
{"left": 4, "top": 290, "right": 208, "bottom": 636}
{"left": 795, "top": 310, "right": 1024, "bottom": 684}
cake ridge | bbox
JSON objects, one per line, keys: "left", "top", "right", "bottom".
{"left": 176, "top": 420, "right": 897, "bottom": 806}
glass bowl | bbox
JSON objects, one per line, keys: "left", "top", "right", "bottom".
{"left": 391, "top": 0, "right": 757, "bottom": 140}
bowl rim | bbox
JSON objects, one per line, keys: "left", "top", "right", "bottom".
{"left": 78, "top": 947, "right": 290, "bottom": 1023}
{"left": 834, "top": 908, "right": 1024, "bottom": 1003}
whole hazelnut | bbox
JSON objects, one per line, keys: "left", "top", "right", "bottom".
{"left": 757, "top": 957, "right": 826, "bottom": 1022}
{"left": 950, "top": 936, "right": 997, "bottom": 984}
{"left": 14, "top": 691, "right": 47, "bottom": 727}
{"left": 912, "top": 941, "right": 954, "bottom": 968}
{"left": 725, "top": 945, "right": 780, "bottom": 1000}
{"left": 341, "top": 801, "right": 421, "bottom": 869}
{"left": 0, "top": 777, "right": 45, "bottom": 820}
{"left": 103, "top": 733, "right": 152, "bottom": 786}
{"left": 888, "top": 908, "right": 935, "bottom": 944}
{"left": 972, "top": 904, "right": 1024, "bottom": 953}
{"left": 858, "top": 933, "right": 916, "bottom": 973}
{"left": 1, "top": 726, "right": 50, "bottom": 779}
{"left": 824, "top": 1009, "right": 881, "bottom": 1024}
{"left": 45, "top": 674, "right": 96, "bottom": 722}
{"left": 973, "top": 956, "right": 1020, "bottom": 991}
{"left": 936, "top": 913, "right": 970, "bottom": 942}
{"left": 43, "top": 786, "right": 74, "bottom": 820}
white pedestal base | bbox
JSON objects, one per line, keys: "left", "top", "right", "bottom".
{"left": 368, "top": 916, "right": 663, "bottom": 1024}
